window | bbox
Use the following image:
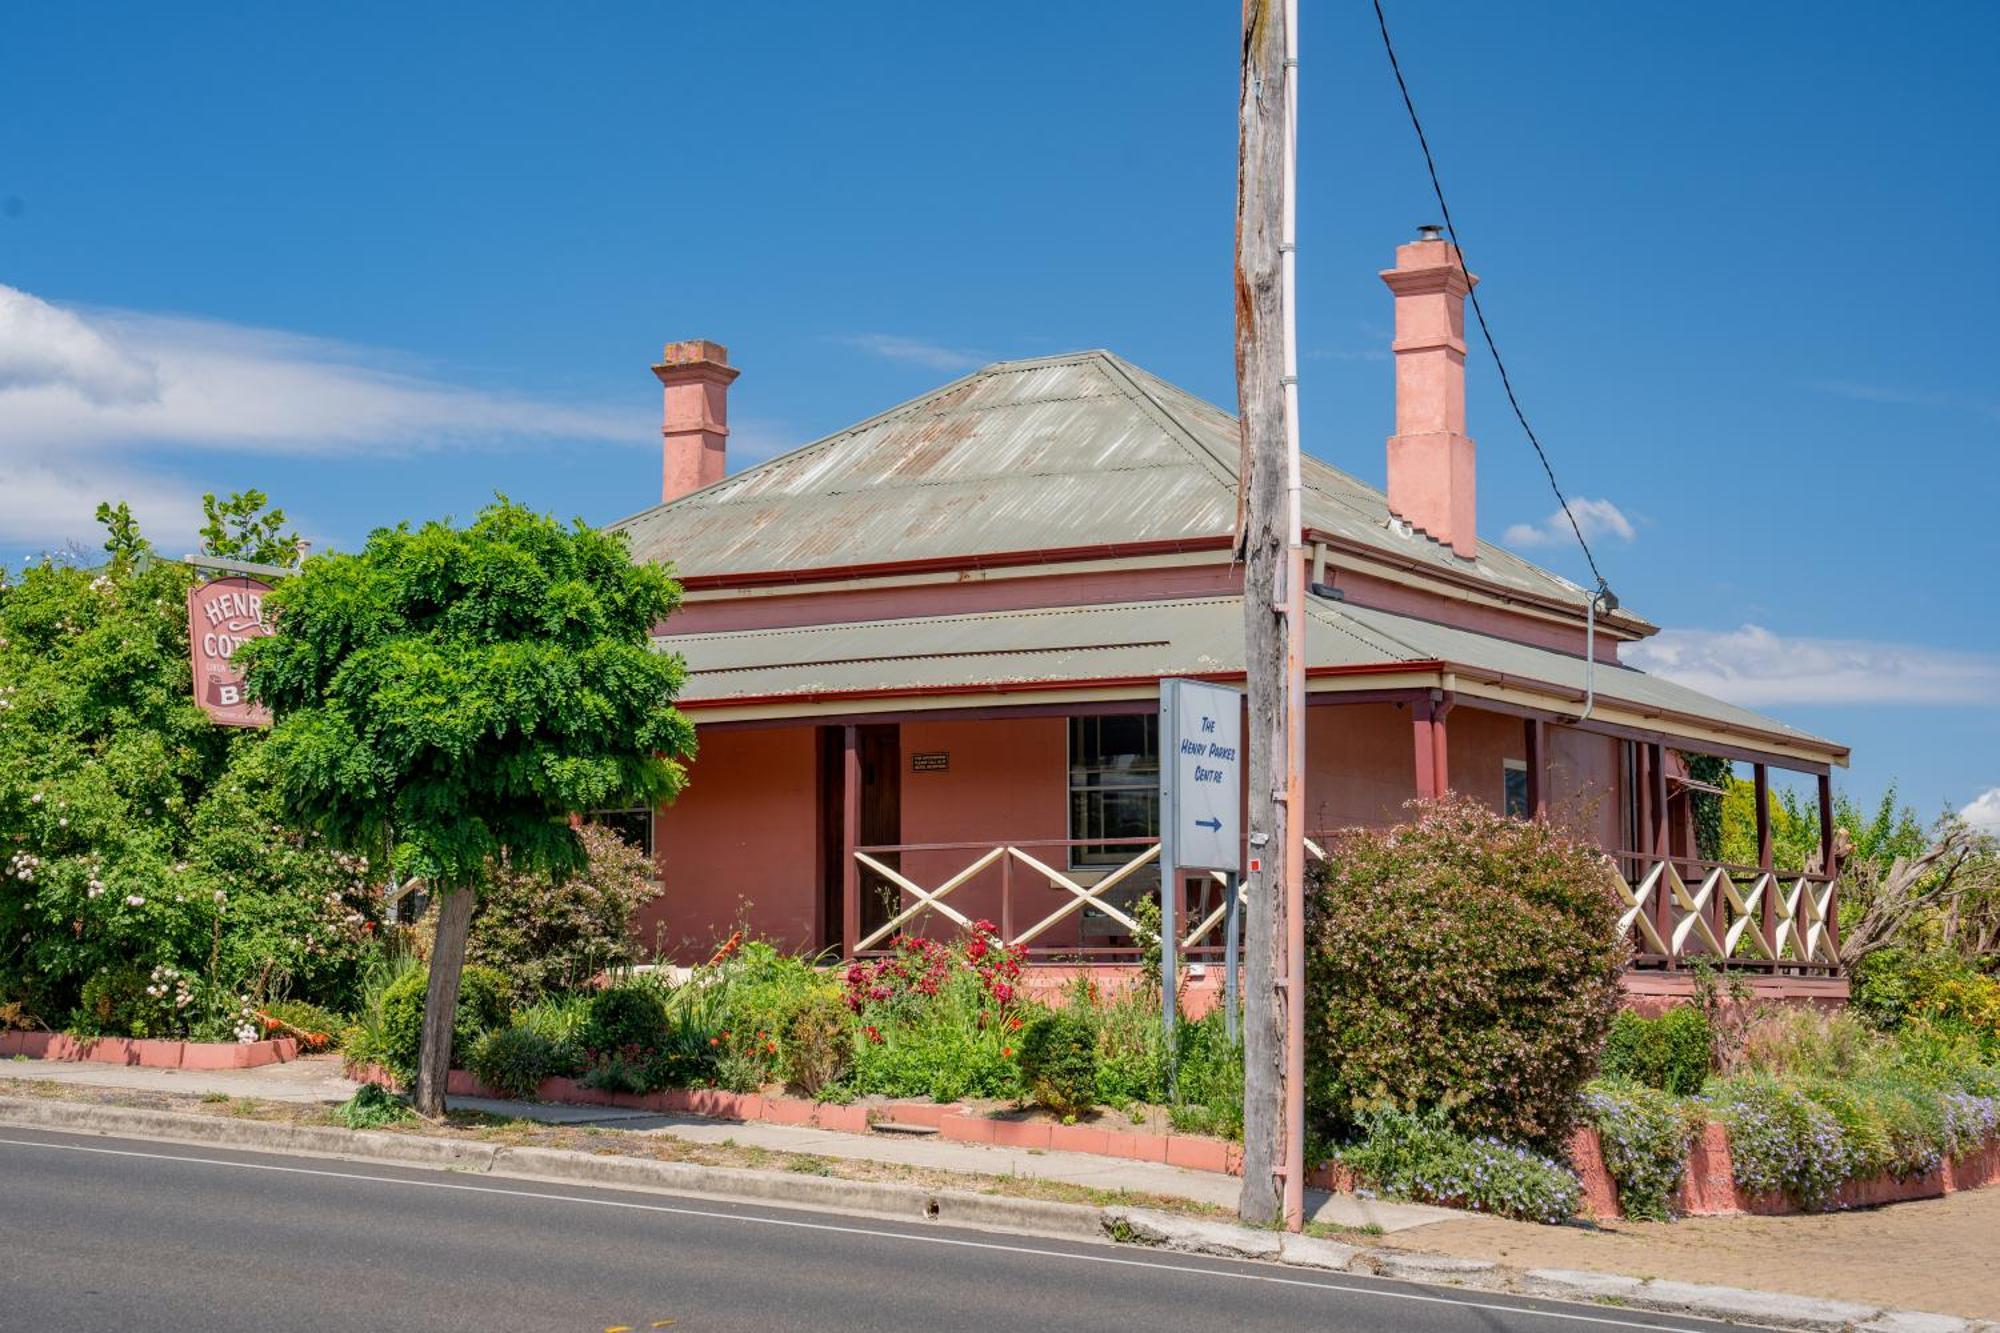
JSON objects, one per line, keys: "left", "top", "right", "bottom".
{"left": 1504, "top": 759, "right": 1529, "bottom": 819}
{"left": 592, "top": 808, "right": 655, "bottom": 860}
{"left": 1069, "top": 715, "right": 1158, "bottom": 866}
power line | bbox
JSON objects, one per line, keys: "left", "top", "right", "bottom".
{"left": 1370, "top": 0, "right": 1612, "bottom": 603}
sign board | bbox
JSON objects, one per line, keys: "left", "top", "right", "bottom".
{"left": 187, "top": 576, "right": 273, "bottom": 727}
{"left": 910, "top": 751, "right": 949, "bottom": 773}
{"left": 1159, "top": 677, "right": 1242, "bottom": 873}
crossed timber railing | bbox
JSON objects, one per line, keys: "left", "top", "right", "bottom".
{"left": 853, "top": 839, "right": 1839, "bottom": 973}
{"left": 852, "top": 837, "right": 1236, "bottom": 961}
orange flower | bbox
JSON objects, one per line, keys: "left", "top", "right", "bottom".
{"left": 708, "top": 1036, "right": 720, "bottom": 1047}
{"left": 1002, "top": 1046, "right": 1014, "bottom": 1058}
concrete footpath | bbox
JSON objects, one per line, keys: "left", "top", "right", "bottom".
{"left": 0, "top": 1054, "right": 1454, "bottom": 1232}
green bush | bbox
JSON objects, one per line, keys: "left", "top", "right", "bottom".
{"left": 782, "top": 989, "right": 852, "bottom": 1098}
{"left": 1019, "top": 1012, "right": 1098, "bottom": 1120}
{"left": 335, "top": 1082, "right": 413, "bottom": 1129}
{"left": 1337, "top": 1107, "right": 1582, "bottom": 1224}
{"left": 1168, "top": 1009, "right": 1245, "bottom": 1140}
{"left": 1305, "top": 797, "right": 1626, "bottom": 1148}
{"left": 70, "top": 963, "right": 157, "bottom": 1039}
{"left": 1708, "top": 1075, "right": 1853, "bottom": 1209}
{"left": 581, "top": 982, "right": 669, "bottom": 1056}
{"left": 1601, "top": 1006, "right": 1713, "bottom": 1095}
{"left": 260, "top": 997, "right": 346, "bottom": 1052}
{"left": 1081, "top": 980, "right": 1167, "bottom": 1108}
{"left": 468, "top": 1025, "right": 563, "bottom": 1099}
{"left": 373, "top": 962, "right": 511, "bottom": 1078}
{"left": 467, "top": 823, "right": 655, "bottom": 1001}
{"left": 1582, "top": 1079, "right": 1704, "bottom": 1221}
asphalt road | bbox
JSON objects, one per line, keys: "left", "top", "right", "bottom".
{"left": 0, "top": 1128, "right": 1730, "bottom": 1333}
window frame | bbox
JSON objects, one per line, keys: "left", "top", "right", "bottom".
{"left": 1503, "top": 758, "right": 1529, "bottom": 820}
{"left": 1066, "top": 714, "right": 1160, "bottom": 870}
{"left": 589, "top": 807, "right": 656, "bottom": 861}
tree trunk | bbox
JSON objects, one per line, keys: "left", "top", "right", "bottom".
{"left": 412, "top": 883, "right": 476, "bottom": 1118}
{"left": 1235, "top": 0, "right": 1289, "bottom": 1228}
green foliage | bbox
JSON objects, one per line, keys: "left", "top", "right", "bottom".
{"left": 334, "top": 1082, "right": 413, "bottom": 1129}
{"left": 238, "top": 497, "right": 695, "bottom": 896}
{"left": 1582, "top": 1079, "right": 1704, "bottom": 1221}
{"left": 781, "top": 988, "right": 852, "bottom": 1098}
{"left": 0, "top": 502, "right": 387, "bottom": 1030}
{"left": 1075, "top": 980, "right": 1166, "bottom": 1108}
{"left": 706, "top": 941, "right": 829, "bottom": 1092}
{"left": 1708, "top": 1075, "right": 1852, "bottom": 1209}
{"left": 581, "top": 982, "right": 668, "bottom": 1055}
{"left": 468, "top": 1025, "right": 563, "bottom": 1099}
{"left": 259, "top": 997, "right": 345, "bottom": 1051}
{"left": 1683, "top": 754, "right": 1732, "bottom": 862}
{"left": 1018, "top": 1012, "right": 1098, "bottom": 1120}
{"left": 1167, "top": 1008, "right": 1245, "bottom": 1140}
{"left": 199, "top": 490, "right": 302, "bottom": 568}
{"left": 1305, "top": 797, "right": 1627, "bottom": 1149}
{"left": 845, "top": 927, "right": 1030, "bottom": 1102}
{"left": 372, "top": 962, "right": 509, "bottom": 1079}
{"left": 1337, "top": 1107, "right": 1583, "bottom": 1224}
{"left": 71, "top": 963, "right": 158, "bottom": 1039}
{"left": 1601, "top": 1007, "right": 1714, "bottom": 1095}
{"left": 468, "top": 823, "right": 655, "bottom": 1002}
{"left": 514, "top": 992, "right": 594, "bottom": 1054}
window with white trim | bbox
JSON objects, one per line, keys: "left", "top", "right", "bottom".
{"left": 1068, "top": 715, "right": 1158, "bottom": 867}
{"left": 1504, "top": 759, "right": 1529, "bottom": 819}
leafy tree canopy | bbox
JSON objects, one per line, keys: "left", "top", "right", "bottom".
{"left": 200, "top": 489, "right": 303, "bottom": 568}
{"left": 239, "top": 497, "right": 694, "bottom": 892}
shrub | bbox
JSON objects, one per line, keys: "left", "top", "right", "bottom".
{"left": 709, "top": 942, "right": 827, "bottom": 1091}
{"left": 335, "top": 1082, "right": 413, "bottom": 1129}
{"left": 1078, "top": 979, "right": 1167, "bottom": 1108}
{"left": 70, "top": 963, "right": 157, "bottom": 1039}
{"left": 582, "top": 983, "right": 669, "bottom": 1055}
{"left": 1601, "top": 1006, "right": 1714, "bottom": 1095}
{"left": 1305, "top": 797, "right": 1626, "bottom": 1148}
{"left": 514, "top": 993, "right": 593, "bottom": 1061}
{"left": 259, "top": 998, "right": 346, "bottom": 1052}
{"left": 1708, "top": 1075, "right": 1853, "bottom": 1209}
{"left": 467, "top": 824, "right": 656, "bottom": 1001}
{"left": 845, "top": 923, "right": 1030, "bottom": 1102}
{"left": 782, "top": 989, "right": 852, "bottom": 1098}
{"left": 1582, "top": 1079, "right": 1704, "bottom": 1221}
{"left": 1168, "top": 1009, "right": 1244, "bottom": 1140}
{"left": 1337, "top": 1107, "right": 1582, "bottom": 1224}
{"left": 374, "top": 962, "right": 511, "bottom": 1079}
{"left": 1019, "top": 1012, "right": 1098, "bottom": 1120}
{"left": 469, "top": 1025, "right": 564, "bottom": 1099}
{"left": 1736, "top": 1007, "right": 1874, "bottom": 1081}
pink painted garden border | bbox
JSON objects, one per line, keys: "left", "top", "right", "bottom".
{"left": 1, "top": 1029, "right": 299, "bottom": 1070}
{"left": 349, "top": 1062, "right": 2000, "bottom": 1219}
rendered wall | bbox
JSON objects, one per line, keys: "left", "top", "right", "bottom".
{"left": 641, "top": 724, "right": 821, "bottom": 964}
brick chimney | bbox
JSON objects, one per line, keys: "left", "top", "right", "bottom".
{"left": 1381, "top": 227, "right": 1478, "bottom": 558}
{"left": 653, "top": 339, "right": 739, "bottom": 503}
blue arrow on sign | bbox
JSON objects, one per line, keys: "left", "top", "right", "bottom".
{"left": 1195, "top": 816, "right": 1222, "bottom": 832}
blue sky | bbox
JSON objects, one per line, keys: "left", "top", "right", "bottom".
{"left": 2, "top": 3, "right": 1995, "bottom": 826}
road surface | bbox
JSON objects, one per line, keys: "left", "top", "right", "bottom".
{"left": 0, "top": 1127, "right": 1726, "bottom": 1332}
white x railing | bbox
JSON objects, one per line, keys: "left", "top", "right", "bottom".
{"left": 1611, "top": 858, "right": 1839, "bottom": 969}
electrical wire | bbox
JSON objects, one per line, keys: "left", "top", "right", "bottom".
{"left": 1370, "top": 0, "right": 1613, "bottom": 605}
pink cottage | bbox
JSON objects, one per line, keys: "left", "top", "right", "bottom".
{"left": 604, "top": 232, "right": 1850, "bottom": 1006}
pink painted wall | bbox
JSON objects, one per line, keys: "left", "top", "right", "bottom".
{"left": 1302, "top": 702, "right": 1419, "bottom": 833}
{"left": 896, "top": 716, "right": 1077, "bottom": 946}
{"left": 642, "top": 724, "right": 821, "bottom": 963}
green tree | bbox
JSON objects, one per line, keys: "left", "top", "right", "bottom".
{"left": 239, "top": 498, "right": 694, "bottom": 1114}
{"left": 199, "top": 490, "right": 303, "bottom": 568}
{"left": 1, "top": 499, "right": 376, "bottom": 1030}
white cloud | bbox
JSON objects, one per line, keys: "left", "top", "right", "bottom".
{"left": 1629, "top": 624, "right": 2000, "bottom": 708}
{"left": 834, "top": 333, "right": 986, "bottom": 373}
{"left": 1502, "top": 497, "right": 1636, "bottom": 549}
{"left": 1962, "top": 789, "right": 2000, "bottom": 836}
{"left": 0, "top": 283, "right": 650, "bottom": 547}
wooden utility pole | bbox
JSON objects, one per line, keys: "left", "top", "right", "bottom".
{"left": 1234, "top": 0, "right": 1306, "bottom": 1230}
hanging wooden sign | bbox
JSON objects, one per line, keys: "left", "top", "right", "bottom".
{"left": 187, "top": 576, "right": 273, "bottom": 727}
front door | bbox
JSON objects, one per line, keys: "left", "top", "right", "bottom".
{"left": 818, "top": 724, "right": 901, "bottom": 950}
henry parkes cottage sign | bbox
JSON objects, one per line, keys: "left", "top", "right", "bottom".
{"left": 187, "top": 576, "right": 273, "bottom": 727}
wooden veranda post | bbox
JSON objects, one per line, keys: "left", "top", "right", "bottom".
{"left": 1234, "top": 0, "right": 1304, "bottom": 1230}
{"left": 841, "top": 724, "right": 861, "bottom": 958}
{"left": 1524, "top": 717, "right": 1548, "bottom": 819}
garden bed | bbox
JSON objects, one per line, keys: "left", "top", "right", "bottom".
{"left": 1571, "top": 1120, "right": 2000, "bottom": 1220}
{"left": 1, "top": 1029, "right": 299, "bottom": 1070}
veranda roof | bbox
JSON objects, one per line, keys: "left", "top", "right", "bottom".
{"left": 659, "top": 595, "right": 1847, "bottom": 767}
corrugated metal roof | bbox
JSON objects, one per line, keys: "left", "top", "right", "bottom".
{"left": 660, "top": 594, "right": 1845, "bottom": 761}
{"left": 608, "top": 350, "right": 1617, "bottom": 617}
{"left": 1320, "top": 600, "right": 1844, "bottom": 753}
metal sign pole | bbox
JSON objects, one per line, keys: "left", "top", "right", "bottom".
{"left": 1159, "top": 687, "right": 1180, "bottom": 1079}
{"left": 1223, "top": 871, "right": 1241, "bottom": 1043}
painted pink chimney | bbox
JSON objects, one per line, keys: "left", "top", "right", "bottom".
{"left": 1381, "top": 226, "right": 1478, "bottom": 558}
{"left": 653, "top": 339, "right": 739, "bottom": 503}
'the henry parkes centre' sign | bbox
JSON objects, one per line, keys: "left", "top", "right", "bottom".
{"left": 1160, "top": 677, "right": 1243, "bottom": 874}
{"left": 187, "top": 576, "right": 273, "bottom": 727}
